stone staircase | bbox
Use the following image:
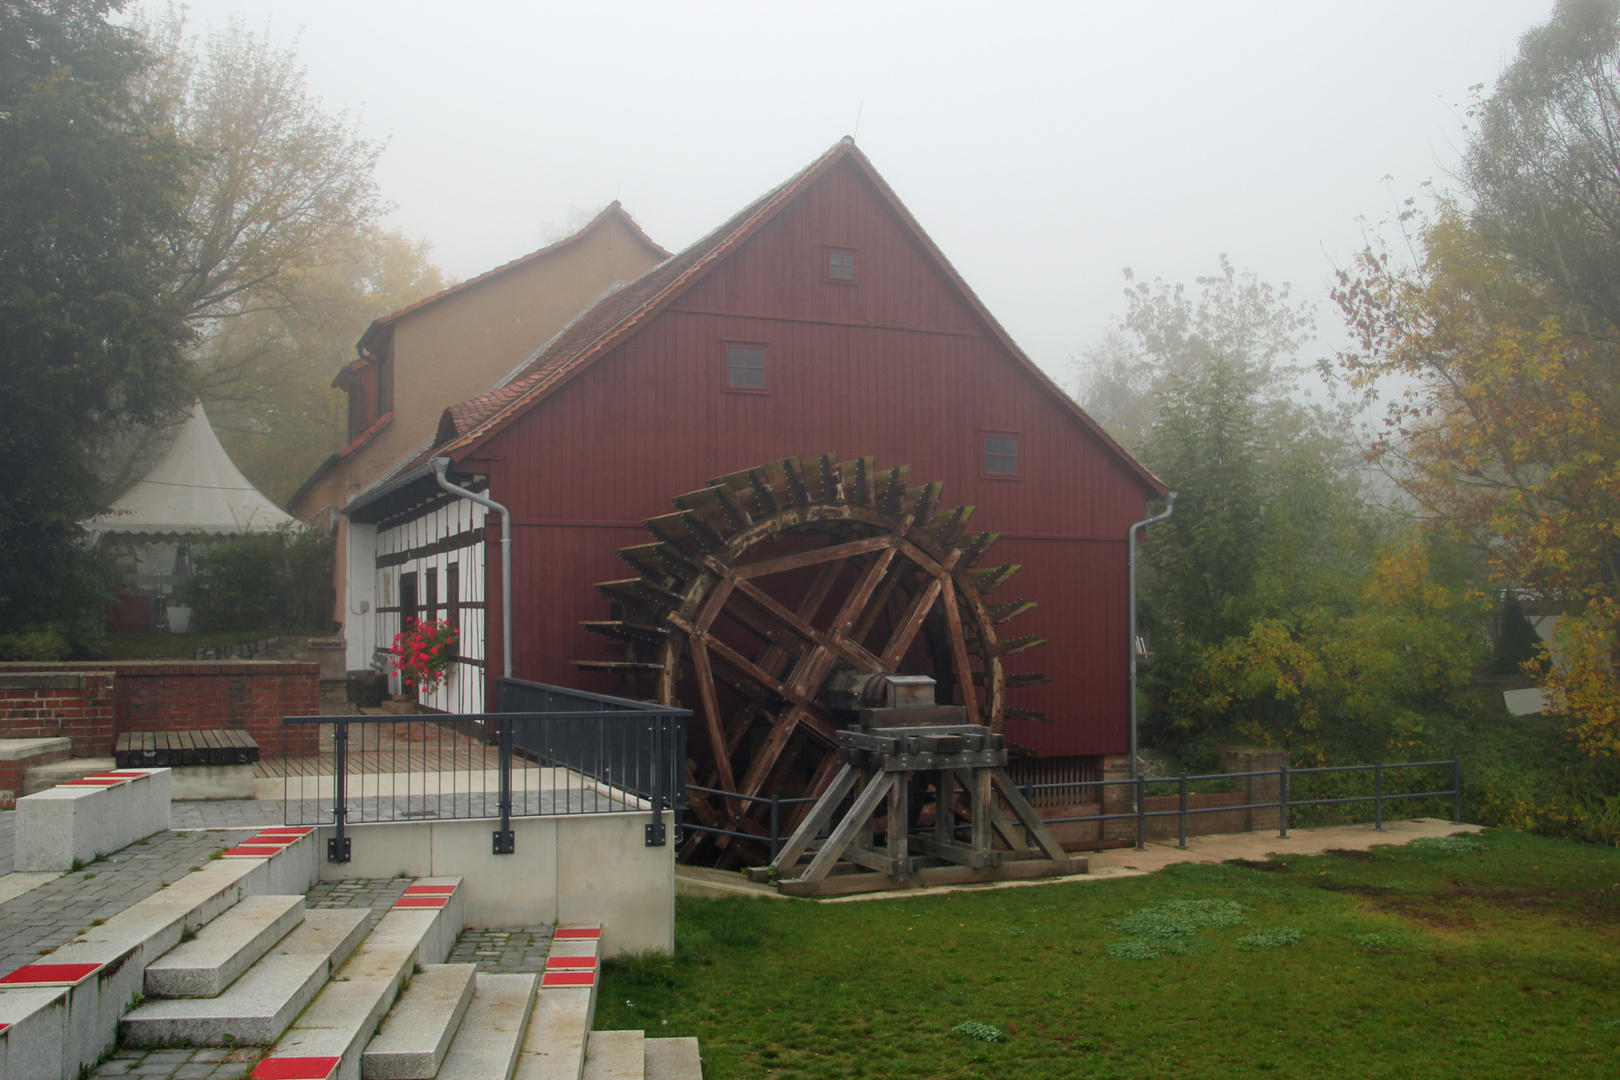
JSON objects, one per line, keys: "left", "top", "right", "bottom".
{"left": 0, "top": 827, "right": 702, "bottom": 1080}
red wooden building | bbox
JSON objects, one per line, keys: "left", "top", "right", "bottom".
{"left": 343, "top": 139, "right": 1165, "bottom": 796}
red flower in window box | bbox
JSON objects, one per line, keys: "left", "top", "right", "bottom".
{"left": 390, "top": 620, "right": 459, "bottom": 694}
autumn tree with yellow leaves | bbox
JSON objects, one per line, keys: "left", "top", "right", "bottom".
{"left": 1335, "top": 0, "right": 1620, "bottom": 760}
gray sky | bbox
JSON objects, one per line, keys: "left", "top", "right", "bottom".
{"left": 169, "top": 0, "right": 1549, "bottom": 385}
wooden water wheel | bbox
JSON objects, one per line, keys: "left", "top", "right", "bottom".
{"left": 575, "top": 453, "right": 1050, "bottom": 855}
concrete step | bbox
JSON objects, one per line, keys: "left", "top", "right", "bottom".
{"left": 22, "top": 756, "right": 114, "bottom": 796}
{"left": 437, "top": 973, "right": 538, "bottom": 1080}
{"left": 360, "top": 963, "right": 476, "bottom": 1079}
{"left": 582, "top": 1030, "right": 644, "bottom": 1080}
{"left": 253, "top": 877, "right": 463, "bottom": 1080}
{"left": 643, "top": 1037, "right": 702, "bottom": 1080}
{"left": 120, "top": 908, "right": 369, "bottom": 1047}
{"left": 514, "top": 923, "right": 602, "bottom": 1080}
{"left": 145, "top": 894, "right": 306, "bottom": 998}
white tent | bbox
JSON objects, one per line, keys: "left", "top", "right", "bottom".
{"left": 84, "top": 402, "right": 294, "bottom": 539}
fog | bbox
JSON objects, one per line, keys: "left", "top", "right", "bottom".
{"left": 169, "top": 0, "right": 1547, "bottom": 382}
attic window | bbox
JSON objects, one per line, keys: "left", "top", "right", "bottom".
{"left": 827, "top": 248, "right": 855, "bottom": 282}
{"left": 982, "top": 433, "right": 1020, "bottom": 478}
{"left": 725, "top": 344, "right": 767, "bottom": 391}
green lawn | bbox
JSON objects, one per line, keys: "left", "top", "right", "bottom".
{"left": 598, "top": 829, "right": 1620, "bottom": 1079}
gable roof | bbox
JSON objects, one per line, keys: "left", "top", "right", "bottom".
{"left": 84, "top": 402, "right": 295, "bottom": 538}
{"left": 351, "top": 201, "right": 669, "bottom": 362}
{"left": 423, "top": 140, "right": 1166, "bottom": 495}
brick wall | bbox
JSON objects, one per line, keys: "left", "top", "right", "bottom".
{"left": 0, "top": 673, "right": 115, "bottom": 755}
{"left": 0, "top": 662, "right": 320, "bottom": 758}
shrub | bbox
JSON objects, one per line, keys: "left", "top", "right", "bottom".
{"left": 0, "top": 626, "right": 70, "bottom": 661}
{"left": 185, "top": 524, "right": 334, "bottom": 631}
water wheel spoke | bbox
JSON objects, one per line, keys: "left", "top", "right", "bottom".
{"left": 732, "top": 533, "right": 894, "bottom": 580}
{"left": 731, "top": 577, "right": 884, "bottom": 674}
{"left": 687, "top": 637, "right": 738, "bottom": 798}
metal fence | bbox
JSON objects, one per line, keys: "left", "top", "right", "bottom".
{"left": 281, "top": 679, "right": 688, "bottom": 864}
{"left": 683, "top": 758, "right": 1464, "bottom": 861}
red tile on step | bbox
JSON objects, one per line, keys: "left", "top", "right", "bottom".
{"left": 553, "top": 927, "right": 601, "bottom": 940}
{"left": 60, "top": 778, "right": 126, "bottom": 786}
{"left": 402, "top": 884, "right": 457, "bottom": 895}
{"left": 221, "top": 846, "right": 283, "bottom": 858}
{"left": 245, "top": 835, "right": 298, "bottom": 846}
{"left": 392, "top": 896, "right": 448, "bottom": 909}
{"left": 0, "top": 1022, "right": 9, "bottom": 1034}
{"left": 92, "top": 771, "right": 149, "bottom": 778}
{"left": 249, "top": 1056, "right": 340, "bottom": 1080}
{"left": 541, "top": 970, "right": 597, "bottom": 987}
{"left": 0, "top": 962, "right": 102, "bottom": 986}
{"left": 545, "top": 956, "right": 597, "bottom": 970}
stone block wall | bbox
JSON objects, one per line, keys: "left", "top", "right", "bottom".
{"left": 0, "top": 662, "right": 320, "bottom": 758}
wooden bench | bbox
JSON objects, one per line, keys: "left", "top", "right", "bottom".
{"left": 114, "top": 730, "right": 260, "bottom": 769}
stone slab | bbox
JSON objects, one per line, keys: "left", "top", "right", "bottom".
{"left": 121, "top": 908, "right": 369, "bottom": 1047}
{"left": 261, "top": 880, "right": 463, "bottom": 1080}
{"left": 14, "top": 767, "right": 170, "bottom": 871}
{"left": 436, "top": 973, "right": 538, "bottom": 1080}
{"left": 21, "top": 757, "right": 115, "bottom": 796}
{"left": 642, "top": 1037, "right": 702, "bottom": 1080}
{"left": 0, "top": 986, "right": 69, "bottom": 1080}
{"left": 515, "top": 926, "right": 601, "bottom": 1080}
{"left": 360, "top": 963, "right": 475, "bottom": 1079}
{"left": 172, "top": 764, "right": 258, "bottom": 801}
{"left": 0, "top": 738, "right": 72, "bottom": 762}
{"left": 145, "top": 894, "right": 306, "bottom": 998}
{"left": 581, "top": 1030, "right": 643, "bottom": 1080}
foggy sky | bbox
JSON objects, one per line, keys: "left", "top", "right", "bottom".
{"left": 167, "top": 0, "right": 1549, "bottom": 385}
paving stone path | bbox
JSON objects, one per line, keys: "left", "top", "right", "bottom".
{"left": 0, "top": 827, "right": 254, "bottom": 979}
{"left": 447, "top": 925, "right": 556, "bottom": 973}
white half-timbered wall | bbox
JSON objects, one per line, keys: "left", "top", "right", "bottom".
{"left": 375, "top": 498, "right": 488, "bottom": 714}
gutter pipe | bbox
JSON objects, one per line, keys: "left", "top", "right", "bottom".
{"left": 1128, "top": 491, "right": 1176, "bottom": 807}
{"left": 432, "top": 457, "right": 512, "bottom": 680}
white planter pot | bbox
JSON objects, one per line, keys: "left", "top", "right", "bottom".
{"left": 166, "top": 605, "right": 192, "bottom": 634}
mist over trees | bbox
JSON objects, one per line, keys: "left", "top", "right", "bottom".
{"left": 0, "top": 0, "right": 444, "bottom": 651}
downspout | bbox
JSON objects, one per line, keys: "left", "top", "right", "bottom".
{"left": 432, "top": 457, "right": 512, "bottom": 680}
{"left": 1128, "top": 492, "right": 1176, "bottom": 794}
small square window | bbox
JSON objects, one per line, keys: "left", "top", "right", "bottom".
{"left": 984, "top": 435, "right": 1019, "bottom": 477}
{"left": 828, "top": 250, "right": 855, "bottom": 280}
{"left": 726, "top": 345, "right": 766, "bottom": 390}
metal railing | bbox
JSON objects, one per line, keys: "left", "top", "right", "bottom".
{"left": 1024, "top": 758, "right": 1463, "bottom": 851}
{"left": 281, "top": 679, "right": 688, "bottom": 864}
{"left": 682, "top": 758, "right": 1463, "bottom": 860}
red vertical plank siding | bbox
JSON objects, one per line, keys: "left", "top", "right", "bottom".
{"left": 475, "top": 159, "right": 1153, "bottom": 756}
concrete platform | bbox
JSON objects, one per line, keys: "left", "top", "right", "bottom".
{"left": 144, "top": 894, "right": 306, "bottom": 998}
{"left": 360, "top": 963, "right": 475, "bottom": 1079}
{"left": 643, "top": 1037, "right": 702, "bottom": 1080}
{"left": 121, "top": 908, "right": 369, "bottom": 1047}
{"left": 436, "top": 973, "right": 538, "bottom": 1080}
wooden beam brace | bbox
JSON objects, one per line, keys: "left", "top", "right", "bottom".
{"left": 772, "top": 761, "right": 857, "bottom": 870}
{"left": 791, "top": 770, "right": 896, "bottom": 884}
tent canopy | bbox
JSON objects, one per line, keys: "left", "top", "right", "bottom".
{"left": 84, "top": 402, "right": 295, "bottom": 539}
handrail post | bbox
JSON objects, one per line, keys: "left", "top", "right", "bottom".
{"left": 1135, "top": 775, "right": 1146, "bottom": 851}
{"left": 1278, "top": 764, "right": 1289, "bottom": 839}
{"left": 1374, "top": 761, "right": 1383, "bottom": 831}
{"left": 1177, "top": 773, "right": 1188, "bottom": 849}
{"left": 328, "top": 720, "right": 351, "bottom": 863}
{"left": 1452, "top": 758, "right": 1463, "bottom": 825}
{"left": 769, "top": 794, "right": 781, "bottom": 862}
{"left": 645, "top": 714, "right": 668, "bottom": 847}
{"left": 493, "top": 715, "right": 515, "bottom": 854}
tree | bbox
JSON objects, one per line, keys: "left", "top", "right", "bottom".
{"left": 94, "top": 10, "right": 444, "bottom": 503}
{"left": 1073, "top": 255, "right": 1319, "bottom": 451}
{"left": 0, "top": 0, "right": 193, "bottom": 649}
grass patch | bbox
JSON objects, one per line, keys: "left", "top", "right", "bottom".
{"left": 598, "top": 829, "right": 1620, "bottom": 1078}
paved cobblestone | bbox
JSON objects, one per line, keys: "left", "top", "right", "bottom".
{"left": 169, "top": 800, "right": 291, "bottom": 829}
{"left": 90, "top": 1047, "right": 261, "bottom": 1079}
{"left": 0, "top": 828, "right": 254, "bottom": 979}
{"left": 447, "top": 925, "right": 555, "bottom": 973}
{"left": 304, "top": 876, "right": 413, "bottom": 934}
